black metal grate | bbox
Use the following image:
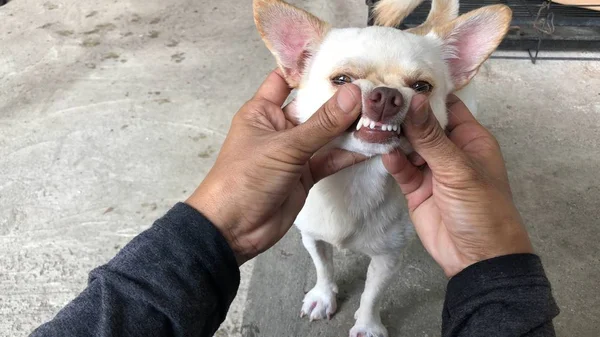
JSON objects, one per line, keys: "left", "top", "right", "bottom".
{"left": 407, "top": 0, "right": 600, "bottom": 26}
{"left": 367, "top": 0, "right": 600, "bottom": 62}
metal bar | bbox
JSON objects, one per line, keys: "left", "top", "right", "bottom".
{"left": 491, "top": 55, "right": 600, "bottom": 60}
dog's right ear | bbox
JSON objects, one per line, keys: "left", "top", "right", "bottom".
{"left": 253, "top": 0, "right": 329, "bottom": 87}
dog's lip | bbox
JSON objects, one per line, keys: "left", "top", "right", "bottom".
{"left": 354, "top": 127, "right": 398, "bottom": 143}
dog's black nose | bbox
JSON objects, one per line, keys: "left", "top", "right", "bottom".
{"left": 366, "top": 87, "right": 403, "bottom": 122}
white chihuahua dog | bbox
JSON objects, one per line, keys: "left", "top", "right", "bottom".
{"left": 253, "top": 0, "right": 511, "bottom": 336}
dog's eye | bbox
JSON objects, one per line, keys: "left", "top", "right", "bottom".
{"left": 331, "top": 75, "right": 353, "bottom": 85}
{"left": 411, "top": 81, "right": 432, "bottom": 93}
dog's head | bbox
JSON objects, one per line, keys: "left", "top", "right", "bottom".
{"left": 253, "top": 0, "right": 511, "bottom": 155}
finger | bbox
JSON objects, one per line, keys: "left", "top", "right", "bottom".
{"left": 241, "top": 99, "right": 288, "bottom": 131}
{"left": 445, "top": 94, "right": 479, "bottom": 132}
{"left": 283, "top": 98, "right": 301, "bottom": 126}
{"left": 299, "top": 163, "right": 315, "bottom": 194}
{"left": 253, "top": 69, "right": 292, "bottom": 106}
{"left": 310, "top": 149, "right": 368, "bottom": 183}
{"left": 402, "top": 94, "right": 465, "bottom": 171}
{"left": 279, "top": 183, "right": 309, "bottom": 238}
{"left": 408, "top": 152, "right": 425, "bottom": 166}
{"left": 286, "top": 84, "right": 362, "bottom": 160}
{"left": 382, "top": 150, "right": 424, "bottom": 196}
{"left": 382, "top": 150, "right": 434, "bottom": 211}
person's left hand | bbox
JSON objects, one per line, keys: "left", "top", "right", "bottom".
{"left": 186, "top": 70, "right": 365, "bottom": 265}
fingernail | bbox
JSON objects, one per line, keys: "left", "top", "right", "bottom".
{"left": 409, "top": 95, "right": 429, "bottom": 126}
{"left": 337, "top": 85, "right": 358, "bottom": 114}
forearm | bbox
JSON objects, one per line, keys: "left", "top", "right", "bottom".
{"left": 442, "top": 254, "right": 559, "bottom": 337}
{"left": 30, "top": 203, "right": 240, "bottom": 337}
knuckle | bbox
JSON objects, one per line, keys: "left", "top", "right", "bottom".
{"left": 415, "top": 120, "right": 446, "bottom": 149}
{"left": 486, "top": 135, "right": 502, "bottom": 151}
{"left": 390, "top": 154, "right": 411, "bottom": 173}
{"left": 455, "top": 159, "right": 489, "bottom": 187}
{"left": 461, "top": 164, "right": 482, "bottom": 182}
{"left": 325, "top": 153, "right": 340, "bottom": 173}
{"left": 316, "top": 104, "right": 340, "bottom": 133}
{"left": 245, "top": 99, "right": 271, "bottom": 113}
{"left": 241, "top": 99, "right": 272, "bottom": 116}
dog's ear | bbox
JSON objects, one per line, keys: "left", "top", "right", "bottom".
{"left": 253, "top": 0, "right": 329, "bottom": 87}
{"left": 431, "top": 5, "right": 512, "bottom": 90}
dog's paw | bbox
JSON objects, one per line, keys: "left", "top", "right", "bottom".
{"left": 300, "top": 284, "right": 338, "bottom": 321}
{"left": 349, "top": 322, "right": 388, "bottom": 337}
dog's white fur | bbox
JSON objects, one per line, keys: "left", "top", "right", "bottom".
{"left": 253, "top": 1, "right": 511, "bottom": 335}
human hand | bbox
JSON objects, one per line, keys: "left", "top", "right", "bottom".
{"left": 383, "top": 94, "right": 533, "bottom": 278}
{"left": 186, "top": 70, "right": 365, "bottom": 265}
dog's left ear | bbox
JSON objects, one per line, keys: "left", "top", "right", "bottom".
{"left": 431, "top": 5, "right": 512, "bottom": 90}
{"left": 253, "top": 0, "right": 329, "bottom": 87}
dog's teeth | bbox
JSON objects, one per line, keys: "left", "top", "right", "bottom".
{"left": 356, "top": 117, "right": 364, "bottom": 130}
{"left": 393, "top": 125, "right": 398, "bottom": 131}
{"left": 369, "top": 121, "right": 376, "bottom": 129}
{"left": 387, "top": 125, "right": 392, "bottom": 131}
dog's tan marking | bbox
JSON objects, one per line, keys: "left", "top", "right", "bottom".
{"left": 329, "top": 63, "right": 436, "bottom": 91}
{"left": 330, "top": 65, "right": 370, "bottom": 82}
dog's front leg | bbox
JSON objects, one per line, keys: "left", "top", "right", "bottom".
{"left": 351, "top": 254, "right": 401, "bottom": 337}
{"left": 300, "top": 233, "right": 338, "bottom": 321}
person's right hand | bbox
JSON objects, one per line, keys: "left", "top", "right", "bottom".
{"left": 383, "top": 94, "right": 533, "bottom": 278}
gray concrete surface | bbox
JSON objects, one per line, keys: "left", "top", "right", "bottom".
{"left": 0, "top": 0, "right": 599, "bottom": 336}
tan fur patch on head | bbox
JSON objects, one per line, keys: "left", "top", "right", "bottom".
{"left": 331, "top": 63, "right": 434, "bottom": 89}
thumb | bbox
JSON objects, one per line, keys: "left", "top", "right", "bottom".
{"left": 403, "top": 95, "right": 464, "bottom": 171}
{"left": 286, "top": 84, "right": 362, "bottom": 159}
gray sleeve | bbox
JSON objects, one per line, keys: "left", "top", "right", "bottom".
{"left": 442, "top": 254, "right": 559, "bottom": 337}
{"left": 30, "top": 202, "right": 240, "bottom": 337}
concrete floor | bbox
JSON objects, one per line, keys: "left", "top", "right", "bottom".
{"left": 1, "top": 0, "right": 599, "bottom": 336}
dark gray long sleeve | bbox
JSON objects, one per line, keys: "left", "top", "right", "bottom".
{"left": 30, "top": 202, "right": 240, "bottom": 337}
{"left": 442, "top": 254, "right": 560, "bottom": 336}
{"left": 30, "top": 202, "right": 558, "bottom": 337}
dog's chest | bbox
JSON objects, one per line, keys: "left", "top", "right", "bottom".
{"left": 295, "top": 157, "right": 409, "bottom": 252}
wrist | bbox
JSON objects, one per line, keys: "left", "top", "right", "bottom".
{"left": 185, "top": 183, "right": 249, "bottom": 265}
{"left": 448, "top": 221, "right": 534, "bottom": 278}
